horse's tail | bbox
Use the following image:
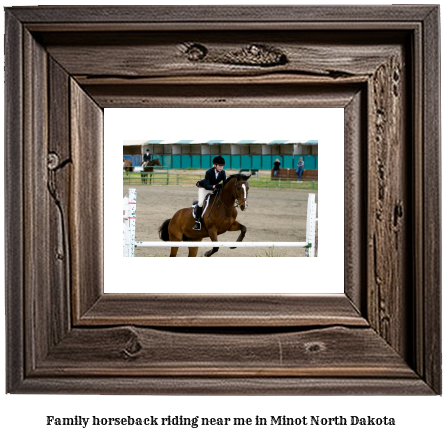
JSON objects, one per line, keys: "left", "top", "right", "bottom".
{"left": 158, "top": 219, "right": 171, "bottom": 241}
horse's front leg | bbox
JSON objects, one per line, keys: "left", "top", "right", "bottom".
{"left": 204, "top": 227, "right": 219, "bottom": 257}
{"left": 227, "top": 221, "right": 247, "bottom": 249}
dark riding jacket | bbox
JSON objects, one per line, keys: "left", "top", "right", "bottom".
{"left": 143, "top": 153, "right": 151, "bottom": 163}
{"left": 197, "top": 167, "right": 227, "bottom": 191}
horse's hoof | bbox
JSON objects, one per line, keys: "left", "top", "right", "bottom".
{"left": 230, "top": 247, "right": 236, "bottom": 249}
{"left": 204, "top": 250, "right": 212, "bottom": 257}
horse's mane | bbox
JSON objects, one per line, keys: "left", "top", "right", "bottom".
{"left": 143, "top": 158, "right": 160, "bottom": 167}
{"left": 226, "top": 173, "right": 249, "bottom": 184}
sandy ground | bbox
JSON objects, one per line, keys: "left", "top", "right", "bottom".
{"left": 124, "top": 185, "right": 318, "bottom": 257}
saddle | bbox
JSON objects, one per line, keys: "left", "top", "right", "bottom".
{"left": 192, "top": 191, "right": 214, "bottom": 206}
{"left": 191, "top": 194, "right": 212, "bottom": 218}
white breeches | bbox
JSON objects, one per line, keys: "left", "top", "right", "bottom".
{"left": 198, "top": 187, "right": 214, "bottom": 207}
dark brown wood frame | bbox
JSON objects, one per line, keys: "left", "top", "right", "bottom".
{"left": 5, "top": 6, "right": 441, "bottom": 394}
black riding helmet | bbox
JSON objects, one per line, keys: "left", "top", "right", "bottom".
{"left": 213, "top": 156, "right": 225, "bottom": 165}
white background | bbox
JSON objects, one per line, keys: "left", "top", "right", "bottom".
{"left": 1, "top": 1, "right": 442, "bottom": 438}
{"left": 108, "top": 107, "right": 344, "bottom": 294}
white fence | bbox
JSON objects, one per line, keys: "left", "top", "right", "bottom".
{"left": 123, "top": 189, "right": 318, "bottom": 257}
{"left": 122, "top": 188, "right": 137, "bottom": 257}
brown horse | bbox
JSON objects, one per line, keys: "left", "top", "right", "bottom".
{"left": 142, "top": 158, "right": 161, "bottom": 184}
{"left": 123, "top": 158, "right": 133, "bottom": 172}
{"left": 158, "top": 174, "right": 251, "bottom": 257}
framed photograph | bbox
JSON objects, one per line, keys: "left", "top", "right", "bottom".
{"left": 111, "top": 107, "right": 341, "bottom": 295}
{"left": 5, "top": 5, "right": 440, "bottom": 394}
{"left": 119, "top": 132, "right": 321, "bottom": 259}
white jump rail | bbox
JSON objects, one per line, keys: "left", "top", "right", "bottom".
{"left": 123, "top": 189, "right": 317, "bottom": 257}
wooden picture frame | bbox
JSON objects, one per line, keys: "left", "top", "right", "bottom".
{"left": 5, "top": 5, "right": 441, "bottom": 394}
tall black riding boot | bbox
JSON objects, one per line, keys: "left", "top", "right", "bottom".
{"left": 192, "top": 205, "right": 203, "bottom": 230}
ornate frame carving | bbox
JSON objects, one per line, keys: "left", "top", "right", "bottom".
{"left": 5, "top": 6, "right": 441, "bottom": 394}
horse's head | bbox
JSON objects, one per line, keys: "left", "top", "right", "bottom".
{"left": 123, "top": 158, "right": 133, "bottom": 171}
{"left": 234, "top": 174, "right": 251, "bottom": 211}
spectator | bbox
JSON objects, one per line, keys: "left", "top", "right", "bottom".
{"left": 296, "top": 157, "right": 304, "bottom": 181}
{"left": 273, "top": 158, "right": 281, "bottom": 177}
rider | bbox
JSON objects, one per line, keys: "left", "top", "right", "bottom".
{"left": 193, "top": 156, "right": 226, "bottom": 230}
{"left": 143, "top": 148, "right": 151, "bottom": 166}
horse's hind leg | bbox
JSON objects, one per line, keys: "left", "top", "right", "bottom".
{"left": 228, "top": 221, "right": 247, "bottom": 249}
{"left": 204, "top": 228, "right": 219, "bottom": 257}
{"left": 169, "top": 231, "right": 182, "bottom": 257}
{"left": 188, "top": 247, "right": 199, "bottom": 257}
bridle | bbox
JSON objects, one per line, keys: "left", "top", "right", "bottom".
{"left": 233, "top": 180, "right": 248, "bottom": 209}
{"left": 206, "top": 179, "right": 248, "bottom": 217}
